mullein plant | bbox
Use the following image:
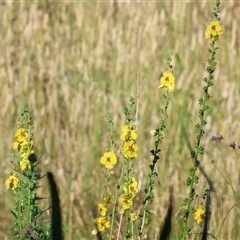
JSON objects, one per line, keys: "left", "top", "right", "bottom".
{"left": 118, "top": 98, "right": 139, "bottom": 239}
{"left": 5, "top": 103, "right": 51, "bottom": 240}
{"left": 92, "top": 58, "right": 175, "bottom": 239}
{"left": 92, "top": 99, "right": 140, "bottom": 239}
{"left": 180, "top": 0, "right": 223, "bottom": 239}
{"left": 138, "top": 57, "right": 175, "bottom": 239}
{"left": 92, "top": 114, "right": 117, "bottom": 237}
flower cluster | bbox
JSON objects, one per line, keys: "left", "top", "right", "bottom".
{"left": 12, "top": 126, "right": 34, "bottom": 171}
{"left": 194, "top": 205, "right": 206, "bottom": 225}
{"left": 119, "top": 124, "right": 139, "bottom": 217}
{"left": 121, "top": 124, "right": 139, "bottom": 159}
{"left": 92, "top": 195, "right": 113, "bottom": 234}
{"left": 205, "top": 20, "right": 223, "bottom": 39}
{"left": 158, "top": 71, "right": 175, "bottom": 92}
{"left": 211, "top": 135, "right": 224, "bottom": 143}
{"left": 5, "top": 126, "right": 34, "bottom": 190}
{"left": 119, "top": 177, "right": 138, "bottom": 216}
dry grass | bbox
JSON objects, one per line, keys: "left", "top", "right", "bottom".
{"left": 0, "top": 1, "right": 240, "bottom": 239}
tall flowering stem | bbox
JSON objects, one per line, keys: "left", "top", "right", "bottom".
{"left": 92, "top": 114, "right": 117, "bottom": 237}
{"left": 180, "top": 0, "right": 223, "bottom": 238}
{"left": 117, "top": 97, "right": 139, "bottom": 239}
{"left": 138, "top": 57, "right": 174, "bottom": 238}
{"left": 5, "top": 103, "right": 50, "bottom": 239}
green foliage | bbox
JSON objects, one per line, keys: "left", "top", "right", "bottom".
{"left": 6, "top": 103, "right": 51, "bottom": 239}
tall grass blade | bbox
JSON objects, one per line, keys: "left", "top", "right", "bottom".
{"left": 47, "top": 172, "right": 63, "bottom": 240}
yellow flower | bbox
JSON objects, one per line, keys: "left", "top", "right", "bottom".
{"left": 5, "top": 174, "right": 19, "bottom": 190}
{"left": 20, "top": 139, "right": 30, "bottom": 149}
{"left": 98, "top": 203, "right": 107, "bottom": 217}
{"left": 12, "top": 141, "right": 19, "bottom": 150}
{"left": 19, "top": 159, "right": 31, "bottom": 171}
{"left": 158, "top": 72, "right": 175, "bottom": 92}
{"left": 119, "top": 195, "right": 133, "bottom": 210}
{"left": 12, "top": 138, "right": 29, "bottom": 151}
{"left": 94, "top": 217, "right": 110, "bottom": 232}
{"left": 130, "top": 212, "right": 138, "bottom": 221}
{"left": 14, "top": 127, "right": 29, "bottom": 143}
{"left": 120, "top": 124, "right": 137, "bottom": 141}
{"left": 150, "top": 129, "right": 157, "bottom": 136}
{"left": 100, "top": 151, "right": 117, "bottom": 169}
{"left": 12, "top": 130, "right": 32, "bottom": 151}
{"left": 194, "top": 205, "right": 206, "bottom": 225}
{"left": 20, "top": 148, "right": 34, "bottom": 161}
{"left": 205, "top": 20, "right": 223, "bottom": 39}
{"left": 122, "top": 140, "right": 139, "bottom": 159}
{"left": 123, "top": 177, "right": 138, "bottom": 197}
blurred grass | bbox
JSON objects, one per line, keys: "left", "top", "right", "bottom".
{"left": 0, "top": 1, "right": 240, "bottom": 239}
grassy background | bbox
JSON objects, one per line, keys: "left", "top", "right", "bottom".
{"left": 0, "top": 1, "right": 240, "bottom": 239}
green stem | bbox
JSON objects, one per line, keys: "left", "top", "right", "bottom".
{"left": 109, "top": 161, "right": 125, "bottom": 240}
{"left": 138, "top": 173, "right": 154, "bottom": 238}
{"left": 181, "top": 39, "right": 218, "bottom": 239}
{"left": 28, "top": 180, "right": 32, "bottom": 224}
{"left": 138, "top": 93, "right": 169, "bottom": 238}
